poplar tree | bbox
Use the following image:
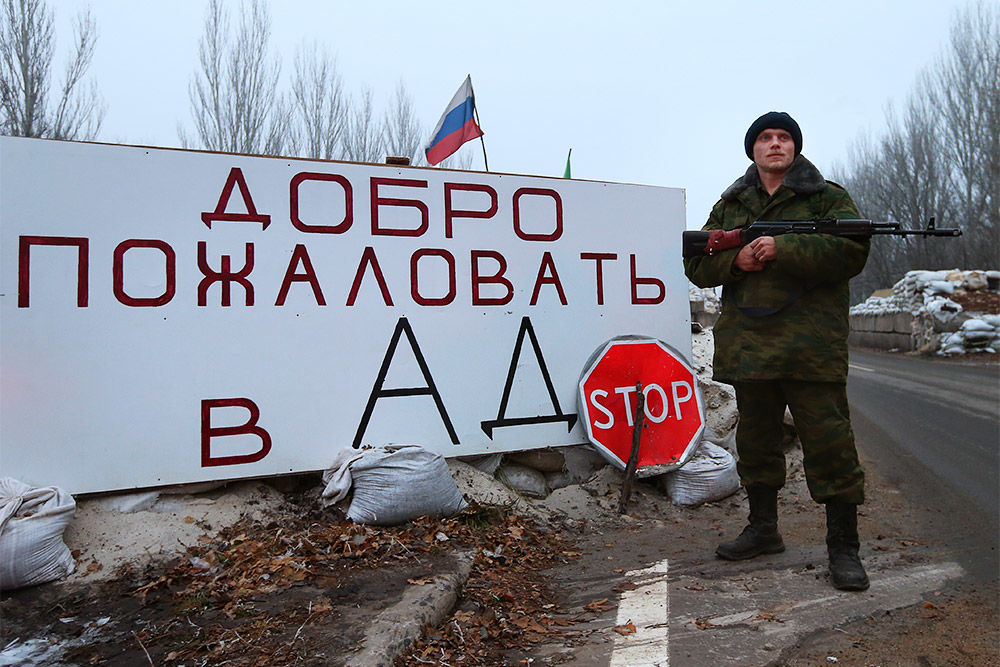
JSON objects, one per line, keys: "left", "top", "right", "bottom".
{"left": 0, "top": 0, "right": 104, "bottom": 139}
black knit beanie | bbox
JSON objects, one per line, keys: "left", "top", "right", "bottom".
{"left": 744, "top": 111, "right": 802, "bottom": 159}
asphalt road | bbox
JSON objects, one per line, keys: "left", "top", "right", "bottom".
{"left": 847, "top": 349, "right": 1000, "bottom": 581}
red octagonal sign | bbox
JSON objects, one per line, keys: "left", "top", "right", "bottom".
{"left": 578, "top": 337, "right": 705, "bottom": 476}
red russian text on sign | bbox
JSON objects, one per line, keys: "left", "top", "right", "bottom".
{"left": 197, "top": 242, "right": 255, "bottom": 306}
{"left": 201, "top": 167, "right": 271, "bottom": 229}
{"left": 578, "top": 338, "right": 704, "bottom": 474}
{"left": 18, "top": 236, "right": 89, "bottom": 307}
{"left": 113, "top": 239, "right": 176, "bottom": 307}
{"left": 201, "top": 397, "right": 272, "bottom": 467}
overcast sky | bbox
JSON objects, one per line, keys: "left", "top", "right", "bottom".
{"left": 57, "top": 0, "right": 970, "bottom": 228}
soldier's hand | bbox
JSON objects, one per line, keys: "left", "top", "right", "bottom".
{"left": 734, "top": 244, "right": 766, "bottom": 271}
{"left": 749, "top": 237, "right": 777, "bottom": 262}
{"left": 734, "top": 237, "right": 776, "bottom": 271}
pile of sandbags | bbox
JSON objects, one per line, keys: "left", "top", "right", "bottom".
{"left": 939, "top": 315, "right": 1000, "bottom": 355}
{"left": 851, "top": 269, "right": 999, "bottom": 354}
{"left": 462, "top": 445, "right": 610, "bottom": 500}
{"left": 848, "top": 294, "right": 904, "bottom": 317}
{"left": 852, "top": 269, "right": 997, "bottom": 316}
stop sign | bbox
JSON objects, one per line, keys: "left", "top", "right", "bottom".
{"left": 578, "top": 337, "right": 705, "bottom": 476}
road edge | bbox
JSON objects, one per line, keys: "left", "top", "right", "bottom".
{"left": 345, "top": 550, "right": 476, "bottom": 666}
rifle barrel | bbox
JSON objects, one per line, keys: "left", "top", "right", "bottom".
{"left": 870, "top": 228, "right": 962, "bottom": 236}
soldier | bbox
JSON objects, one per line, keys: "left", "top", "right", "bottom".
{"left": 684, "top": 111, "right": 871, "bottom": 591}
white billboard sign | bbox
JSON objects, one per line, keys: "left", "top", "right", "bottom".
{"left": 0, "top": 137, "right": 689, "bottom": 494}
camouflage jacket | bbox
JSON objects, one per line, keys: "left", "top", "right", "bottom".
{"left": 684, "top": 155, "right": 869, "bottom": 383}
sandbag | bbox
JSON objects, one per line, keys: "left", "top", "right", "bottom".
{"left": 661, "top": 441, "right": 740, "bottom": 507}
{"left": 0, "top": 478, "right": 76, "bottom": 590}
{"left": 506, "top": 448, "right": 565, "bottom": 473}
{"left": 324, "top": 445, "right": 467, "bottom": 526}
{"left": 925, "top": 280, "right": 955, "bottom": 295}
{"left": 496, "top": 462, "right": 548, "bottom": 498}
{"left": 961, "top": 318, "right": 995, "bottom": 333}
{"left": 962, "top": 271, "right": 988, "bottom": 291}
{"left": 545, "top": 445, "right": 608, "bottom": 490}
{"left": 457, "top": 453, "right": 504, "bottom": 475}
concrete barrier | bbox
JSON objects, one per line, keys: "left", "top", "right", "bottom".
{"left": 849, "top": 330, "right": 913, "bottom": 350}
{"left": 850, "top": 313, "right": 914, "bottom": 350}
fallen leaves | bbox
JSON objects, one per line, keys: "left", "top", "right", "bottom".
{"left": 510, "top": 614, "right": 550, "bottom": 633}
{"left": 693, "top": 615, "right": 716, "bottom": 630}
{"left": 400, "top": 508, "right": 576, "bottom": 665}
{"left": 93, "top": 498, "right": 577, "bottom": 667}
{"left": 613, "top": 621, "right": 637, "bottom": 635}
{"left": 584, "top": 598, "right": 615, "bottom": 614}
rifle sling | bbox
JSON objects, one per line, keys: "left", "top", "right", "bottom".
{"left": 735, "top": 283, "right": 808, "bottom": 318}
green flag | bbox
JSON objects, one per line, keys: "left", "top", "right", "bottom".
{"left": 563, "top": 148, "right": 572, "bottom": 178}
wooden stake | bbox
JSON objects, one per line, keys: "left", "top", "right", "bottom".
{"left": 618, "top": 381, "right": 645, "bottom": 514}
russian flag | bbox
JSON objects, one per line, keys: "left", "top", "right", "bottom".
{"left": 425, "top": 75, "right": 483, "bottom": 166}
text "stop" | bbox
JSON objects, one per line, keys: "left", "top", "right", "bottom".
{"left": 588, "top": 381, "right": 694, "bottom": 429}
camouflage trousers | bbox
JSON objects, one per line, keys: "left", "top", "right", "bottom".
{"left": 733, "top": 379, "right": 864, "bottom": 504}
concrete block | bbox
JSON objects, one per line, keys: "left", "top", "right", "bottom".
{"left": 892, "top": 312, "right": 914, "bottom": 334}
{"left": 849, "top": 331, "right": 913, "bottom": 351}
{"left": 874, "top": 315, "right": 894, "bottom": 333}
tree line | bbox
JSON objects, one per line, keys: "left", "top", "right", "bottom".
{"left": 3, "top": 0, "right": 997, "bottom": 286}
{"left": 832, "top": 2, "right": 998, "bottom": 303}
{"left": 0, "top": 0, "right": 471, "bottom": 168}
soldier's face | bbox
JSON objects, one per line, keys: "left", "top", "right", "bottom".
{"left": 753, "top": 129, "right": 795, "bottom": 174}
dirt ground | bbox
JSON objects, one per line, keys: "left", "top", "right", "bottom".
{"left": 490, "top": 438, "right": 999, "bottom": 666}
{"left": 1, "top": 436, "right": 997, "bottom": 666}
{"left": 0, "top": 477, "right": 576, "bottom": 666}
{"left": 718, "top": 452, "right": 998, "bottom": 667}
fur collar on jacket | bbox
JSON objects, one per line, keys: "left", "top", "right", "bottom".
{"left": 720, "top": 155, "right": 826, "bottom": 202}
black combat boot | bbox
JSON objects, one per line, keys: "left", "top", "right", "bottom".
{"left": 716, "top": 486, "right": 785, "bottom": 560}
{"left": 825, "top": 501, "right": 870, "bottom": 591}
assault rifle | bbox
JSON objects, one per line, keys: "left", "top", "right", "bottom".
{"left": 682, "top": 217, "right": 961, "bottom": 259}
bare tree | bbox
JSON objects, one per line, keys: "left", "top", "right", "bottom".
{"left": 180, "top": 0, "right": 286, "bottom": 155}
{"left": 883, "top": 96, "right": 954, "bottom": 268}
{"left": 439, "top": 148, "right": 475, "bottom": 170}
{"left": 836, "top": 0, "right": 999, "bottom": 302}
{"left": 926, "top": 1, "right": 999, "bottom": 268}
{"left": 0, "top": 0, "right": 103, "bottom": 139}
{"left": 288, "top": 43, "right": 345, "bottom": 160}
{"left": 840, "top": 94, "right": 961, "bottom": 302}
{"left": 382, "top": 80, "right": 424, "bottom": 165}
{"left": 834, "top": 136, "right": 897, "bottom": 302}
{"left": 340, "top": 86, "right": 383, "bottom": 163}
{"left": 179, "top": 0, "right": 480, "bottom": 169}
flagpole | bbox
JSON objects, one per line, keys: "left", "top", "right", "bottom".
{"left": 475, "top": 105, "right": 489, "bottom": 172}
{"left": 468, "top": 75, "right": 489, "bottom": 172}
